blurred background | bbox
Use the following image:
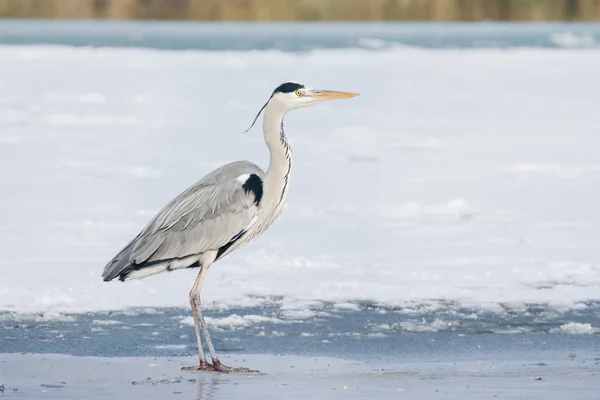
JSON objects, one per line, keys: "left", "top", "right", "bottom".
{"left": 1, "top": 0, "right": 600, "bottom": 21}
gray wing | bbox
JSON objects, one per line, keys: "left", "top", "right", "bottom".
{"left": 102, "top": 161, "right": 265, "bottom": 282}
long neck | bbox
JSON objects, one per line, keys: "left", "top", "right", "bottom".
{"left": 262, "top": 100, "right": 293, "bottom": 209}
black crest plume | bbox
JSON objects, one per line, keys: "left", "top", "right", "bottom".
{"left": 243, "top": 82, "right": 305, "bottom": 133}
{"left": 243, "top": 99, "right": 270, "bottom": 134}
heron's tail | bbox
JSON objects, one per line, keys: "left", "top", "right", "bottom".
{"left": 101, "top": 238, "right": 136, "bottom": 282}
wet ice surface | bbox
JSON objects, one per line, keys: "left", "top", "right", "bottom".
{"left": 1, "top": 352, "right": 599, "bottom": 400}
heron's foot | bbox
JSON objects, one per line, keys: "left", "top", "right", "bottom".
{"left": 181, "top": 362, "right": 217, "bottom": 372}
{"left": 212, "top": 360, "right": 261, "bottom": 374}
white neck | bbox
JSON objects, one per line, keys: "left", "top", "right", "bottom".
{"left": 262, "top": 99, "right": 293, "bottom": 213}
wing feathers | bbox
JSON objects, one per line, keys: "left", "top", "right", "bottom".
{"left": 102, "top": 161, "right": 265, "bottom": 282}
{"left": 132, "top": 235, "right": 165, "bottom": 263}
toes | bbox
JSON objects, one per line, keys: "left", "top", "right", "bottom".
{"left": 181, "top": 363, "right": 260, "bottom": 374}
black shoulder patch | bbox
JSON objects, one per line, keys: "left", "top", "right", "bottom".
{"left": 242, "top": 174, "right": 263, "bottom": 206}
{"left": 273, "top": 82, "right": 304, "bottom": 94}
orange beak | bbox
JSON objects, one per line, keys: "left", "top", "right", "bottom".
{"left": 311, "top": 90, "right": 359, "bottom": 100}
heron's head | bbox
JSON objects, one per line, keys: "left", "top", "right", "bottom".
{"left": 244, "top": 82, "right": 358, "bottom": 133}
{"left": 269, "top": 82, "right": 358, "bottom": 111}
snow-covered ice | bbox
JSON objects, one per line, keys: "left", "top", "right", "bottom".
{"left": 1, "top": 45, "right": 599, "bottom": 320}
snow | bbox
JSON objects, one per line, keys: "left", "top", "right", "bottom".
{"left": 373, "top": 319, "right": 459, "bottom": 333}
{"left": 506, "top": 163, "right": 600, "bottom": 179}
{"left": 1, "top": 45, "right": 599, "bottom": 318}
{"left": 551, "top": 322, "right": 600, "bottom": 335}
{"left": 178, "top": 314, "right": 288, "bottom": 330}
{"left": 91, "top": 319, "right": 123, "bottom": 325}
{"left": 549, "top": 32, "right": 598, "bottom": 48}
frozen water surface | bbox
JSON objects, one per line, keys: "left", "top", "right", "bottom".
{"left": 1, "top": 20, "right": 600, "bottom": 50}
{"left": 2, "top": 352, "right": 600, "bottom": 399}
{"left": 1, "top": 352, "right": 598, "bottom": 399}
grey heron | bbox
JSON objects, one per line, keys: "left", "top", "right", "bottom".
{"left": 102, "top": 82, "right": 358, "bottom": 373}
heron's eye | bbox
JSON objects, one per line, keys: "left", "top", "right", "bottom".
{"left": 295, "top": 90, "right": 302, "bottom": 97}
